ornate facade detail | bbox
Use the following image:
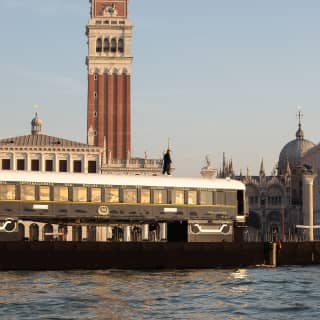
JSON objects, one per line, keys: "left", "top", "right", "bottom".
{"left": 103, "top": 3, "right": 118, "bottom": 17}
{"left": 221, "top": 111, "right": 320, "bottom": 241}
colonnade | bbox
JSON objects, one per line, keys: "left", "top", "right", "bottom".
{"left": 17, "top": 221, "right": 168, "bottom": 242}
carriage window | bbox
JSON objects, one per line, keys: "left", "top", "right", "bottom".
{"left": 54, "top": 186, "right": 69, "bottom": 201}
{"left": 123, "top": 189, "right": 137, "bottom": 203}
{"left": 226, "top": 191, "right": 237, "bottom": 206}
{"left": 200, "top": 191, "right": 213, "bottom": 205}
{"left": 73, "top": 187, "right": 87, "bottom": 202}
{"left": 172, "top": 190, "right": 184, "bottom": 205}
{"left": 105, "top": 188, "right": 119, "bottom": 203}
{"left": 21, "top": 185, "right": 35, "bottom": 201}
{"left": 216, "top": 191, "right": 226, "bottom": 205}
{"left": 39, "top": 186, "right": 50, "bottom": 201}
{"left": 91, "top": 188, "right": 101, "bottom": 202}
{"left": 141, "top": 189, "right": 150, "bottom": 204}
{"left": 187, "top": 191, "right": 197, "bottom": 205}
{"left": 153, "top": 190, "right": 167, "bottom": 204}
{"left": 0, "top": 185, "right": 16, "bottom": 200}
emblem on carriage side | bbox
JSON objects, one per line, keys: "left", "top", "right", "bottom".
{"left": 98, "top": 206, "right": 110, "bottom": 216}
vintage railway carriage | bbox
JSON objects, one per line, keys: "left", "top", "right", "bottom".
{"left": 0, "top": 171, "right": 247, "bottom": 242}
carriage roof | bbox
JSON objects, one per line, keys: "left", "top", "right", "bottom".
{"left": 0, "top": 171, "right": 245, "bottom": 190}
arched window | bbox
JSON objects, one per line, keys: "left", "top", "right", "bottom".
{"left": 44, "top": 224, "right": 53, "bottom": 241}
{"left": 118, "top": 38, "right": 124, "bottom": 53}
{"left": 103, "top": 38, "right": 109, "bottom": 52}
{"left": 96, "top": 38, "right": 102, "bottom": 52}
{"left": 30, "top": 224, "right": 39, "bottom": 241}
{"left": 111, "top": 38, "right": 117, "bottom": 52}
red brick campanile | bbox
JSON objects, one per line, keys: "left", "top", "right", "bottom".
{"left": 86, "top": 0, "right": 133, "bottom": 160}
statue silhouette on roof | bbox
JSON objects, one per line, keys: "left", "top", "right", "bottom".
{"left": 162, "top": 148, "right": 172, "bottom": 175}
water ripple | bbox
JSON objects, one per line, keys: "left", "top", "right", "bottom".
{"left": 0, "top": 267, "right": 320, "bottom": 319}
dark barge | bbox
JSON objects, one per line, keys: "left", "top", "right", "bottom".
{"left": 1, "top": 241, "right": 320, "bottom": 270}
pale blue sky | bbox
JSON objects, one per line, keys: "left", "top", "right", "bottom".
{"left": 0, "top": 0, "right": 320, "bottom": 176}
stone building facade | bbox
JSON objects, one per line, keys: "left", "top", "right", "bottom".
{"left": 0, "top": 113, "right": 164, "bottom": 176}
{"left": 0, "top": 113, "right": 102, "bottom": 174}
{"left": 219, "top": 115, "right": 319, "bottom": 241}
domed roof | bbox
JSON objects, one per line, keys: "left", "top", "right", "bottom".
{"left": 31, "top": 112, "right": 43, "bottom": 135}
{"left": 278, "top": 123, "right": 315, "bottom": 174}
{"left": 31, "top": 112, "right": 42, "bottom": 126}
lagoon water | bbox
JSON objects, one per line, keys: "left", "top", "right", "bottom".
{"left": 0, "top": 266, "right": 320, "bottom": 319}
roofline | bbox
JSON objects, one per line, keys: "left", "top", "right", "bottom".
{"left": 0, "top": 171, "right": 246, "bottom": 190}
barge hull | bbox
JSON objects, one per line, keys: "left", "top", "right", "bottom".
{"left": 1, "top": 242, "right": 320, "bottom": 270}
{"left": 0, "top": 242, "right": 268, "bottom": 270}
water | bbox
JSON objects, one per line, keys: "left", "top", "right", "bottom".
{"left": 0, "top": 266, "right": 320, "bottom": 319}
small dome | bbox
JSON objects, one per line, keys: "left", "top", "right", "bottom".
{"left": 31, "top": 112, "right": 43, "bottom": 135}
{"left": 278, "top": 124, "right": 315, "bottom": 174}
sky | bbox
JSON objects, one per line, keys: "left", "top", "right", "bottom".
{"left": 0, "top": 0, "right": 320, "bottom": 176}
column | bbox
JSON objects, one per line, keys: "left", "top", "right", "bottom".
{"left": 87, "top": 73, "right": 95, "bottom": 133}
{"left": 54, "top": 154, "right": 59, "bottom": 172}
{"left": 66, "top": 226, "right": 73, "bottom": 241}
{"left": 124, "top": 225, "right": 131, "bottom": 242}
{"left": 23, "top": 222, "right": 31, "bottom": 239}
{"left": 142, "top": 224, "right": 149, "bottom": 241}
{"left": 26, "top": 154, "right": 30, "bottom": 171}
{"left": 53, "top": 224, "right": 59, "bottom": 239}
{"left": 82, "top": 226, "right": 88, "bottom": 241}
{"left": 107, "top": 73, "right": 114, "bottom": 157}
{"left": 106, "top": 226, "right": 113, "bottom": 240}
{"left": 116, "top": 73, "right": 123, "bottom": 159}
{"left": 302, "top": 172, "right": 317, "bottom": 241}
{"left": 96, "top": 226, "right": 107, "bottom": 242}
{"left": 160, "top": 223, "right": 167, "bottom": 241}
{"left": 38, "top": 223, "right": 44, "bottom": 241}
{"left": 40, "top": 154, "right": 45, "bottom": 172}
{"left": 83, "top": 154, "right": 88, "bottom": 173}
{"left": 124, "top": 74, "right": 131, "bottom": 158}
{"left": 12, "top": 153, "right": 16, "bottom": 171}
{"left": 69, "top": 154, "right": 73, "bottom": 173}
{"left": 98, "top": 73, "right": 105, "bottom": 146}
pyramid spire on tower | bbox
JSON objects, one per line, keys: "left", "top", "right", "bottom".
{"left": 259, "top": 158, "right": 265, "bottom": 177}
{"left": 296, "top": 106, "right": 304, "bottom": 140}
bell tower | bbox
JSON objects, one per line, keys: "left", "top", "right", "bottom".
{"left": 86, "top": 0, "right": 133, "bottom": 160}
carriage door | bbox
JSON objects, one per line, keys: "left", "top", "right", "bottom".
{"left": 167, "top": 221, "right": 188, "bottom": 242}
